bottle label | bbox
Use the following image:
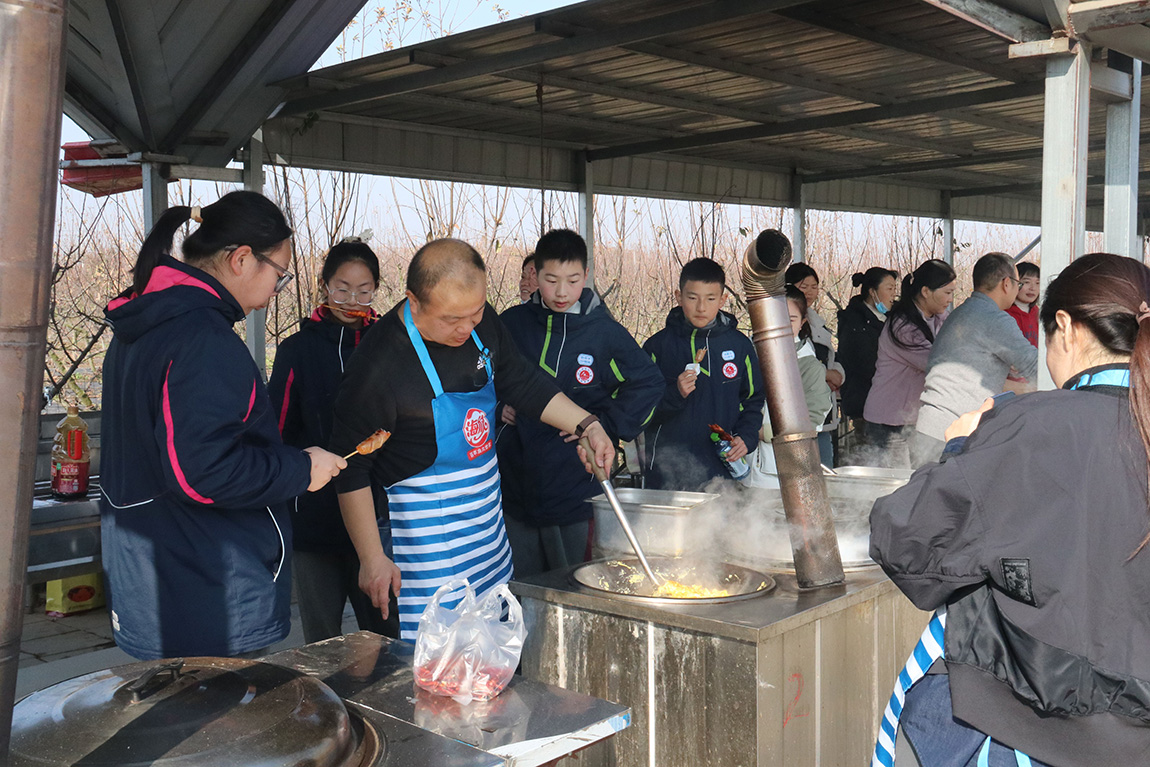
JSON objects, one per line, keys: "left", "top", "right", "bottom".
{"left": 66, "top": 429, "right": 85, "bottom": 460}
{"left": 51, "top": 460, "right": 90, "bottom": 497}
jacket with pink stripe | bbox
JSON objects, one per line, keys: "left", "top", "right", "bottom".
{"left": 100, "top": 255, "right": 310, "bottom": 660}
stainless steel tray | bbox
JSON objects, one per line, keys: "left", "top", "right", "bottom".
{"left": 591, "top": 489, "right": 720, "bottom": 559}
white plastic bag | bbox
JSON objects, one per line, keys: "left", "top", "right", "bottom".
{"left": 413, "top": 578, "right": 527, "bottom": 703}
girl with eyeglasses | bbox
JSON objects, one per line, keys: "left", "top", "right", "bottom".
{"left": 99, "top": 191, "right": 347, "bottom": 660}
{"left": 268, "top": 238, "right": 399, "bottom": 642}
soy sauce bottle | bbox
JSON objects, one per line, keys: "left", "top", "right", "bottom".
{"left": 51, "top": 406, "right": 90, "bottom": 498}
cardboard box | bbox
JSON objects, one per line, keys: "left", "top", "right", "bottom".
{"left": 46, "top": 573, "right": 105, "bottom": 616}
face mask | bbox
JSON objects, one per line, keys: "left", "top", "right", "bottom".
{"left": 875, "top": 302, "right": 889, "bottom": 315}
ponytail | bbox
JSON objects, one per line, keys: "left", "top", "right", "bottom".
{"left": 886, "top": 259, "right": 956, "bottom": 351}
{"left": 852, "top": 266, "right": 897, "bottom": 301}
{"left": 129, "top": 191, "right": 292, "bottom": 296}
{"left": 1040, "top": 253, "right": 1150, "bottom": 556}
{"left": 131, "top": 206, "right": 195, "bottom": 295}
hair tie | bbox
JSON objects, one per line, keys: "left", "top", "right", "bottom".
{"left": 190, "top": 205, "right": 202, "bottom": 224}
{"left": 1139, "top": 302, "right": 1150, "bottom": 324}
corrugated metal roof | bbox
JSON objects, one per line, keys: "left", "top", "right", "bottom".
{"left": 264, "top": 0, "right": 1150, "bottom": 226}
{"left": 64, "top": 0, "right": 367, "bottom": 166}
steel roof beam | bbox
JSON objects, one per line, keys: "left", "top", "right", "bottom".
{"left": 801, "top": 146, "right": 1047, "bottom": 183}
{"left": 409, "top": 50, "right": 979, "bottom": 157}
{"left": 390, "top": 92, "right": 683, "bottom": 140}
{"left": 587, "top": 80, "right": 1044, "bottom": 161}
{"left": 278, "top": 0, "right": 818, "bottom": 115}
{"left": 539, "top": 19, "right": 1043, "bottom": 142}
{"left": 161, "top": 0, "right": 301, "bottom": 152}
{"left": 1071, "top": 0, "right": 1150, "bottom": 35}
{"left": 801, "top": 130, "right": 1144, "bottom": 183}
{"left": 64, "top": 74, "right": 145, "bottom": 152}
{"left": 1039, "top": 0, "right": 1071, "bottom": 31}
{"left": 917, "top": 0, "right": 1051, "bottom": 42}
{"left": 104, "top": 0, "right": 155, "bottom": 148}
{"left": 776, "top": 8, "right": 1031, "bottom": 84}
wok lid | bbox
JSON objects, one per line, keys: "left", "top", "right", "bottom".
{"left": 11, "top": 656, "right": 364, "bottom": 767}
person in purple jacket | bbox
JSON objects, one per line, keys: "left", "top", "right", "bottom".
{"left": 862, "top": 260, "right": 955, "bottom": 469}
{"left": 100, "top": 192, "right": 346, "bottom": 660}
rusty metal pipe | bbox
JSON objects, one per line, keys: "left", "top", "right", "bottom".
{"left": 742, "top": 231, "right": 844, "bottom": 588}
{"left": 0, "top": 0, "right": 69, "bottom": 755}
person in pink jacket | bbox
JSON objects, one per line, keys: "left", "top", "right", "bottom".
{"left": 862, "top": 259, "right": 956, "bottom": 468}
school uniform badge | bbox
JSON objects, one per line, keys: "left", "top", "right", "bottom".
{"left": 722, "top": 350, "right": 735, "bottom": 361}
{"left": 578, "top": 353, "right": 594, "bottom": 365}
{"left": 463, "top": 408, "right": 492, "bottom": 459}
{"left": 576, "top": 365, "right": 595, "bottom": 384}
{"left": 722, "top": 361, "right": 738, "bottom": 379}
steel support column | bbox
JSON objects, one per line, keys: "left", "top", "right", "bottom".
{"left": 940, "top": 191, "right": 954, "bottom": 266}
{"left": 141, "top": 162, "right": 167, "bottom": 233}
{"left": 1105, "top": 60, "right": 1141, "bottom": 258}
{"left": 1039, "top": 43, "right": 1090, "bottom": 390}
{"left": 791, "top": 176, "right": 806, "bottom": 263}
{"left": 0, "top": 0, "right": 68, "bottom": 757}
{"left": 244, "top": 130, "right": 267, "bottom": 377}
{"left": 577, "top": 153, "right": 595, "bottom": 285}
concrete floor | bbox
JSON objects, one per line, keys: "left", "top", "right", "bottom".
{"left": 16, "top": 601, "right": 359, "bottom": 701}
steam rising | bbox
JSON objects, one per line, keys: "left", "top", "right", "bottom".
{"left": 599, "top": 459, "right": 908, "bottom": 573}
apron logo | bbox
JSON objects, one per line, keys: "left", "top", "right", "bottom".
{"left": 722, "top": 361, "right": 738, "bottom": 379}
{"left": 463, "top": 408, "right": 492, "bottom": 460}
{"left": 576, "top": 365, "right": 594, "bottom": 385}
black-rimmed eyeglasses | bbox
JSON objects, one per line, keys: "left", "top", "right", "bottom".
{"left": 253, "top": 251, "right": 294, "bottom": 294}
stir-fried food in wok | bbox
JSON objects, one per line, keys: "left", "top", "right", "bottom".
{"left": 613, "top": 560, "right": 731, "bottom": 598}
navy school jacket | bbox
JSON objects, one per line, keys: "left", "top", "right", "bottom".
{"left": 99, "top": 256, "right": 310, "bottom": 660}
{"left": 642, "top": 307, "right": 765, "bottom": 490}
{"left": 498, "top": 289, "right": 664, "bottom": 526}
{"left": 267, "top": 306, "right": 390, "bottom": 554}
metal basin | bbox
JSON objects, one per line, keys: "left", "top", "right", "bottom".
{"left": 736, "top": 469, "right": 909, "bottom": 573}
{"left": 571, "top": 557, "right": 776, "bottom": 605}
{"left": 591, "top": 489, "right": 719, "bottom": 559}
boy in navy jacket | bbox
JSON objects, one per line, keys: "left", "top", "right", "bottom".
{"left": 498, "top": 229, "right": 664, "bottom": 576}
{"left": 643, "top": 258, "right": 765, "bottom": 490}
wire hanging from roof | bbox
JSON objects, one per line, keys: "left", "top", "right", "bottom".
{"left": 537, "top": 74, "right": 547, "bottom": 238}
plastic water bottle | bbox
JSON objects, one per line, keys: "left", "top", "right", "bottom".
{"left": 710, "top": 430, "right": 749, "bottom": 480}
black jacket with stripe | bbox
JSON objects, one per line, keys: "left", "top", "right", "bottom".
{"left": 498, "top": 289, "right": 664, "bottom": 526}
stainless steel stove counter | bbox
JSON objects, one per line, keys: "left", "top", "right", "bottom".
{"left": 511, "top": 568, "right": 929, "bottom": 767}
{"left": 512, "top": 566, "right": 896, "bottom": 643}
{"left": 265, "top": 631, "right": 631, "bottom": 767}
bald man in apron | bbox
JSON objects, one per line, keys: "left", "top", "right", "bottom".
{"left": 330, "top": 239, "right": 616, "bottom": 639}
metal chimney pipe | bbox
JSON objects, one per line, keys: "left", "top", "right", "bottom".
{"left": 742, "top": 230, "right": 844, "bottom": 588}
{"left": 0, "top": 0, "right": 69, "bottom": 755}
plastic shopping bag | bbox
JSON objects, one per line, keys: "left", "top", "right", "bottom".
{"left": 413, "top": 578, "right": 527, "bottom": 703}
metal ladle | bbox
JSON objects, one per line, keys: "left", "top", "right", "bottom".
{"left": 580, "top": 438, "right": 662, "bottom": 586}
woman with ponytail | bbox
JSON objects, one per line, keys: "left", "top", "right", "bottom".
{"left": 870, "top": 253, "right": 1150, "bottom": 766}
{"left": 100, "top": 191, "right": 347, "bottom": 660}
{"left": 268, "top": 238, "right": 398, "bottom": 642}
{"left": 838, "top": 266, "right": 898, "bottom": 437}
{"left": 862, "top": 259, "right": 956, "bottom": 468}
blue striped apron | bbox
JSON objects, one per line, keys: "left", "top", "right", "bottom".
{"left": 874, "top": 370, "right": 1132, "bottom": 765}
{"left": 386, "top": 303, "right": 515, "bottom": 640}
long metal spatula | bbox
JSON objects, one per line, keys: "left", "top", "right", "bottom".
{"left": 580, "top": 438, "right": 661, "bottom": 586}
